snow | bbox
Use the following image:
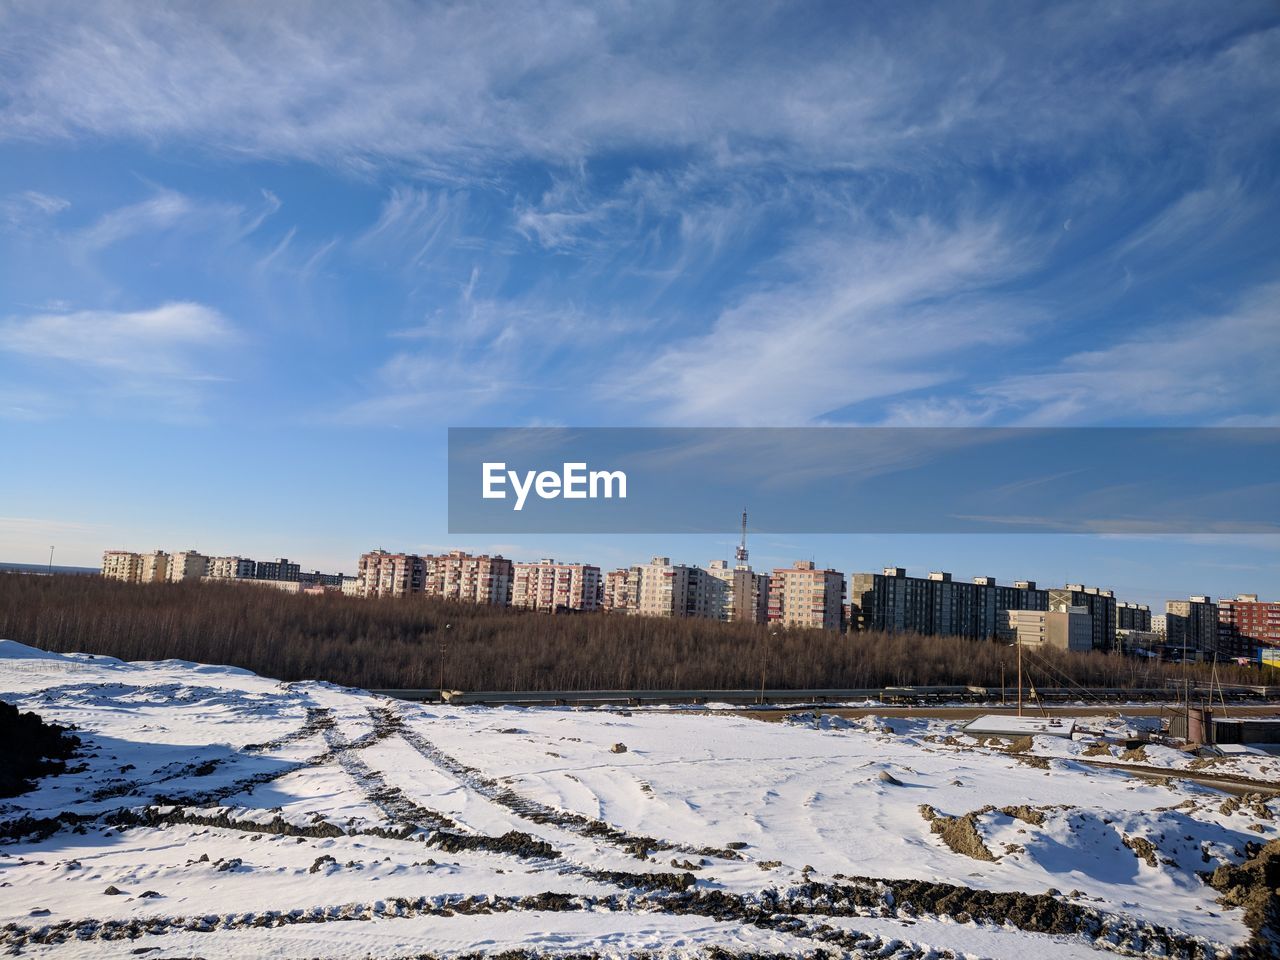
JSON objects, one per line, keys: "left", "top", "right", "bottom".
{"left": 3, "top": 641, "right": 1275, "bottom": 958}
{"left": 961, "top": 714, "right": 1076, "bottom": 737}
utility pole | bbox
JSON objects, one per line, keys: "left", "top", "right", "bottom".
{"left": 759, "top": 627, "right": 775, "bottom": 705}
{"left": 1017, "top": 638, "right": 1023, "bottom": 718}
{"left": 438, "top": 623, "right": 451, "bottom": 700}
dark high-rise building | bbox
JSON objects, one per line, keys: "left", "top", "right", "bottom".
{"left": 849, "top": 567, "right": 1046, "bottom": 639}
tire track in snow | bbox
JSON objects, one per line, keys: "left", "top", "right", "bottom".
{"left": 390, "top": 705, "right": 743, "bottom": 863}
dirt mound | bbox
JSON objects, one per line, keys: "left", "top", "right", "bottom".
{"left": 1000, "top": 804, "right": 1049, "bottom": 825}
{"left": 1122, "top": 834, "right": 1158, "bottom": 868}
{"left": 919, "top": 804, "right": 997, "bottom": 862}
{"left": 1207, "top": 837, "right": 1280, "bottom": 955}
{"left": 0, "top": 702, "right": 80, "bottom": 798}
{"left": 428, "top": 829, "right": 560, "bottom": 860}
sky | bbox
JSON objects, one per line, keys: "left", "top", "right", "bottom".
{"left": 1, "top": 0, "right": 1278, "bottom": 607}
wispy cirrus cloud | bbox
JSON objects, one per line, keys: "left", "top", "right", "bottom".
{"left": 616, "top": 212, "right": 1043, "bottom": 425}
{"left": 1, "top": 190, "right": 70, "bottom": 227}
{"left": 2, "top": 301, "right": 236, "bottom": 376}
{"left": 2, "top": 3, "right": 1275, "bottom": 174}
{"left": 885, "top": 281, "right": 1280, "bottom": 426}
{"left": 0, "top": 302, "right": 240, "bottom": 416}
{"left": 75, "top": 187, "right": 279, "bottom": 251}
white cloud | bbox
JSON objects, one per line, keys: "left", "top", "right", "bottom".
{"left": 75, "top": 187, "right": 279, "bottom": 250}
{"left": 617, "top": 214, "right": 1042, "bottom": 425}
{"left": 1, "top": 190, "right": 71, "bottom": 233}
{"left": 355, "top": 186, "right": 466, "bottom": 270}
{"left": 1, "top": 301, "right": 236, "bottom": 379}
{"left": 888, "top": 281, "right": 1280, "bottom": 426}
{"left": 1, "top": 3, "right": 1273, "bottom": 174}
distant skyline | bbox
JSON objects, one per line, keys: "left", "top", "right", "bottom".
{"left": 2, "top": 2, "right": 1278, "bottom": 609}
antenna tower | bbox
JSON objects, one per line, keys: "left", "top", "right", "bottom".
{"left": 735, "top": 508, "right": 749, "bottom": 566}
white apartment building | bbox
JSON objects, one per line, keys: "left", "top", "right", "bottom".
{"left": 512, "top": 559, "right": 601, "bottom": 612}
{"left": 628, "top": 557, "right": 722, "bottom": 620}
{"left": 768, "top": 560, "right": 844, "bottom": 631}
{"left": 705, "top": 560, "right": 768, "bottom": 624}
{"left": 102, "top": 550, "right": 170, "bottom": 583}
{"left": 167, "top": 550, "right": 208, "bottom": 582}
{"left": 102, "top": 550, "right": 143, "bottom": 582}
{"left": 206, "top": 556, "right": 256, "bottom": 579}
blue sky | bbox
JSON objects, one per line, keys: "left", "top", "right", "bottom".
{"left": 1, "top": 1, "right": 1278, "bottom": 606}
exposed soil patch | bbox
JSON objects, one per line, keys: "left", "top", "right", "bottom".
{"left": 918, "top": 804, "right": 997, "bottom": 862}
{"left": 1207, "top": 837, "right": 1280, "bottom": 955}
{"left": 1123, "top": 834, "right": 1159, "bottom": 868}
{"left": 428, "top": 829, "right": 560, "bottom": 860}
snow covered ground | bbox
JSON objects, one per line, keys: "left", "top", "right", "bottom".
{"left": 1, "top": 639, "right": 1276, "bottom": 959}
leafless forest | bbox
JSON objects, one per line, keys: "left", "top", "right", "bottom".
{"left": 0, "top": 573, "right": 1261, "bottom": 692}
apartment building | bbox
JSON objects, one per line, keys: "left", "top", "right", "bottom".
{"left": 1049, "top": 585, "right": 1117, "bottom": 651}
{"left": 424, "top": 551, "right": 513, "bottom": 606}
{"left": 1217, "top": 594, "right": 1279, "bottom": 660}
{"left": 706, "top": 560, "right": 769, "bottom": 624}
{"left": 254, "top": 557, "right": 300, "bottom": 582}
{"left": 849, "top": 567, "right": 1046, "bottom": 639}
{"left": 602, "top": 568, "right": 632, "bottom": 612}
{"left": 768, "top": 560, "right": 844, "bottom": 632}
{"left": 512, "top": 559, "right": 601, "bottom": 612}
{"left": 102, "top": 550, "right": 144, "bottom": 582}
{"left": 998, "top": 604, "right": 1092, "bottom": 652}
{"left": 206, "top": 556, "right": 256, "bottom": 579}
{"left": 1165, "top": 595, "right": 1218, "bottom": 660}
{"left": 1117, "top": 602, "right": 1152, "bottom": 632}
{"left": 104, "top": 549, "right": 170, "bottom": 583}
{"left": 627, "top": 557, "right": 723, "bottom": 619}
{"left": 357, "top": 550, "right": 426, "bottom": 598}
{"left": 167, "top": 550, "right": 208, "bottom": 582}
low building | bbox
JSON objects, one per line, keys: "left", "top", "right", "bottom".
{"left": 769, "top": 560, "right": 844, "bottom": 632}
{"left": 512, "top": 559, "right": 601, "bottom": 612}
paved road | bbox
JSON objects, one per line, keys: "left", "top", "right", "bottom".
{"left": 734, "top": 704, "right": 1280, "bottom": 721}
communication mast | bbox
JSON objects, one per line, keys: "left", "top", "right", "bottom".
{"left": 735, "top": 508, "right": 749, "bottom": 567}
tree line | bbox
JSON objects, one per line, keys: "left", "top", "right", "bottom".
{"left": 0, "top": 573, "right": 1263, "bottom": 693}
